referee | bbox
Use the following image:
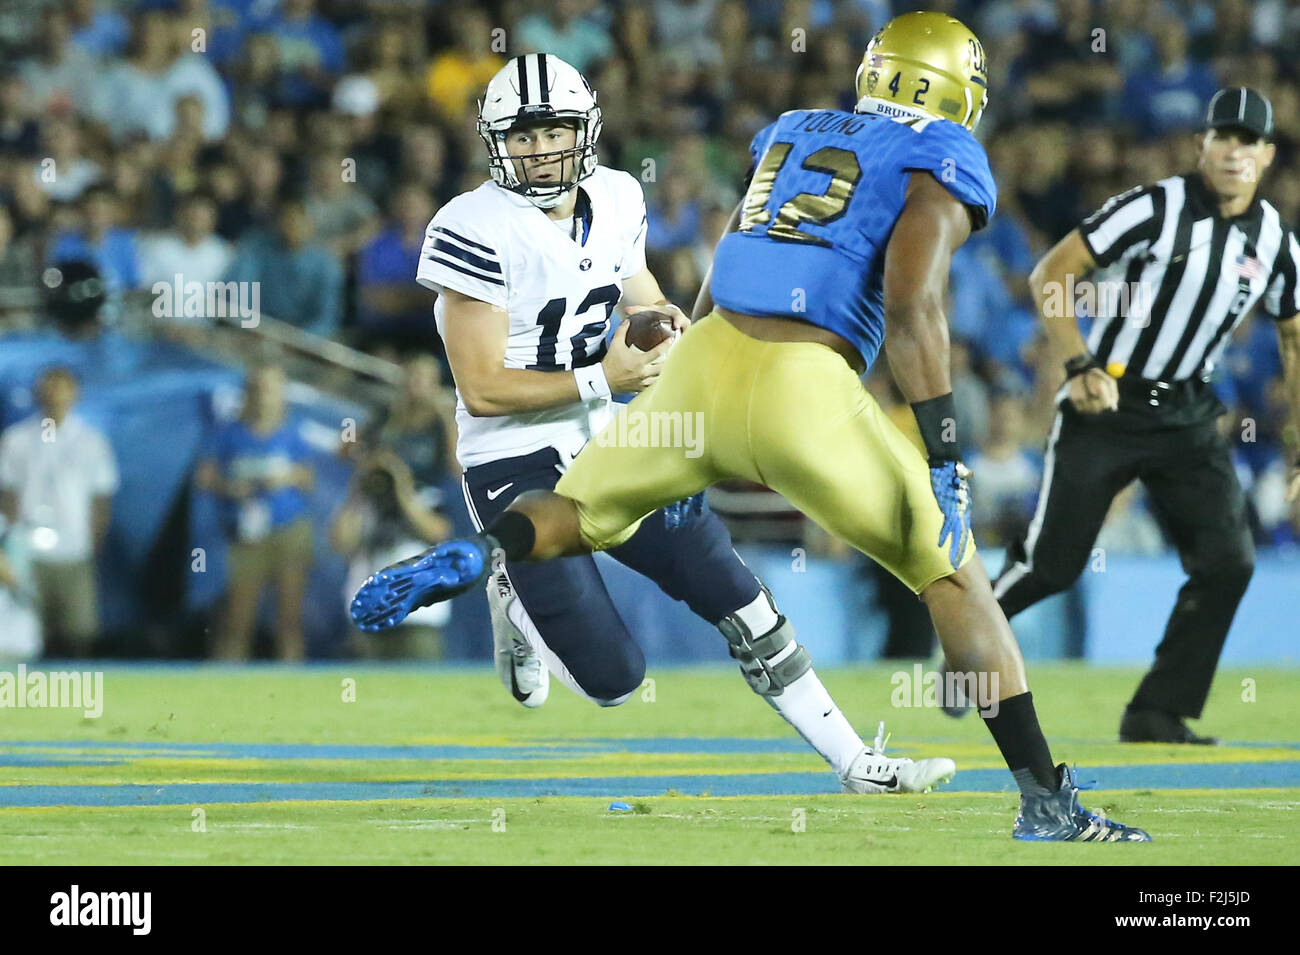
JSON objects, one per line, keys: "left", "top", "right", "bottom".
{"left": 993, "top": 87, "right": 1300, "bottom": 744}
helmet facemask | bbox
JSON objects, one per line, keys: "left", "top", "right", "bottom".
{"left": 478, "top": 109, "right": 602, "bottom": 209}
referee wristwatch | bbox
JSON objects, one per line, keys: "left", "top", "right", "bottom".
{"left": 1064, "top": 354, "right": 1104, "bottom": 380}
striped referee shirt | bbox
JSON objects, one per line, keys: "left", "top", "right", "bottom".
{"left": 1078, "top": 171, "right": 1300, "bottom": 383}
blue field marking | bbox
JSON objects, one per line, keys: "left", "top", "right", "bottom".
{"left": 0, "top": 754, "right": 132, "bottom": 767}
{"left": 1, "top": 761, "right": 1299, "bottom": 807}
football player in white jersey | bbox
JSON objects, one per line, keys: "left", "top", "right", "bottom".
{"left": 365, "top": 53, "right": 956, "bottom": 795}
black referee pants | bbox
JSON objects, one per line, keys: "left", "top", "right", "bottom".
{"left": 992, "top": 382, "right": 1255, "bottom": 719}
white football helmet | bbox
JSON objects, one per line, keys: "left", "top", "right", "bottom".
{"left": 477, "top": 53, "right": 602, "bottom": 209}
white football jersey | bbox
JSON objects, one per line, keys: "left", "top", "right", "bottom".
{"left": 417, "top": 166, "right": 648, "bottom": 469}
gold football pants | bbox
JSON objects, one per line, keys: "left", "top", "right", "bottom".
{"left": 555, "top": 311, "right": 974, "bottom": 592}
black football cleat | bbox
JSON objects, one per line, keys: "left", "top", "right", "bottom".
{"left": 1119, "top": 708, "right": 1219, "bottom": 745}
{"left": 1012, "top": 764, "right": 1152, "bottom": 843}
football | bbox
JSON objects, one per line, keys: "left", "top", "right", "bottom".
{"left": 625, "top": 312, "right": 675, "bottom": 351}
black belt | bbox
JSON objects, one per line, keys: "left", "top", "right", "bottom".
{"left": 1114, "top": 375, "right": 1208, "bottom": 410}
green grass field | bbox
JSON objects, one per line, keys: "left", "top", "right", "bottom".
{"left": 1, "top": 664, "right": 1296, "bottom": 864}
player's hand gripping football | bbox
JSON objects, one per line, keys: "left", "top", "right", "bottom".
{"left": 930, "top": 461, "right": 973, "bottom": 567}
{"left": 601, "top": 320, "right": 673, "bottom": 392}
{"left": 1067, "top": 367, "right": 1119, "bottom": 414}
{"left": 600, "top": 304, "right": 689, "bottom": 393}
{"left": 624, "top": 303, "right": 691, "bottom": 336}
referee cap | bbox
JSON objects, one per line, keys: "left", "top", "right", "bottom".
{"left": 1205, "top": 86, "right": 1274, "bottom": 140}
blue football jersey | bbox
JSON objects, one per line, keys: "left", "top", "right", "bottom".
{"left": 710, "top": 108, "right": 997, "bottom": 370}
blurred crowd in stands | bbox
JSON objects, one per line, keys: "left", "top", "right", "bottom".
{"left": 1, "top": 0, "right": 1299, "bottom": 658}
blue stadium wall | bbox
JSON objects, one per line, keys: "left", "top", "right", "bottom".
{"left": 585, "top": 545, "right": 1298, "bottom": 666}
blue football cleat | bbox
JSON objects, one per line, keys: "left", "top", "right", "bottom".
{"left": 1013, "top": 764, "right": 1152, "bottom": 842}
{"left": 350, "top": 537, "right": 494, "bottom": 632}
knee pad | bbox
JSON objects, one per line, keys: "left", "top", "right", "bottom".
{"left": 717, "top": 583, "right": 811, "bottom": 697}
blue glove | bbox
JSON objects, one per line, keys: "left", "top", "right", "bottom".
{"left": 929, "top": 461, "right": 973, "bottom": 567}
{"left": 663, "top": 492, "right": 706, "bottom": 529}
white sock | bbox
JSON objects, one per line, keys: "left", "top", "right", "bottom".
{"left": 765, "top": 669, "right": 865, "bottom": 778}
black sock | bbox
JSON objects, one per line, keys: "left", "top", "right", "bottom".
{"left": 980, "top": 692, "right": 1057, "bottom": 792}
{"left": 484, "top": 510, "right": 535, "bottom": 561}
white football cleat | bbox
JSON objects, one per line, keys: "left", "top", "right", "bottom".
{"left": 840, "top": 723, "right": 956, "bottom": 794}
{"left": 487, "top": 571, "right": 548, "bottom": 708}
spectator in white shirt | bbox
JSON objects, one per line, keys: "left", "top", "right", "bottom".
{"left": 139, "top": 190, "right": 234, "bottom": 308}
{"left": 0, "top": 515, "right": 41, "bottom": 660}
{"left": 0, "top": 367, "right": 119, "bottom": 657}
{"left": 90, "top": 9, "right": 230, "bottom": 143}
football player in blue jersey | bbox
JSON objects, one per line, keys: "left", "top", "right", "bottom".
{"left": 353, "top": 12, "right": 1151, "bottom": 842}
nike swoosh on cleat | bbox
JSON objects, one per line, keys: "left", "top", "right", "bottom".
{"left": 508, "top": 663, "right": 531, "bottom": 703}
{"left": 486, "top": 483, "right": 515, "bottom": 501}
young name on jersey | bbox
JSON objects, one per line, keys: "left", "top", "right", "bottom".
{"left": 710, "top": 108, "right": 997, "bottom": 372}
{"left": 417, "top": 166, "right": 648, "bottom": 468}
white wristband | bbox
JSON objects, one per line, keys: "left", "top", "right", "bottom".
{"left": 574, "top": 363, "right": 612, "bottom": 401}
